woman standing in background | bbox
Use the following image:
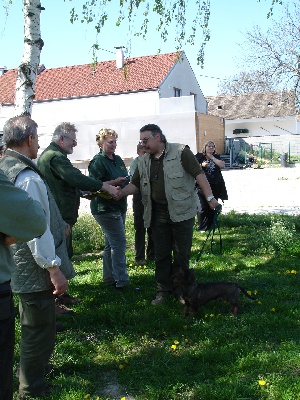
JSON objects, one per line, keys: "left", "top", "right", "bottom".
{"left": 195, "top": 140, "right": 228, "bottom": 232}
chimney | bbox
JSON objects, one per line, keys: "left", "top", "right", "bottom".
{"left": 115, "top": 47, "right": 124, "bottom": 69}
{"left": 0, "top": 66, "right": 7, "bottom": 76}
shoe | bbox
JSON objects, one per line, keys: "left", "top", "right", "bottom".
{"left": 57, "top": 292, "right": 81, "bottom": 305}
{"left": 56, "top": 321, "right": 64, "bottom": 332}
{"left": 19, "top": 384, "right": 52, "bottom": 399}
{"left": 151, "top": 294, "right": 166, "bottom": 305}
{"left": 135, "top": 259, "right": 147, "bottom": 266}
{"left": 55, "top": 303, "right": 75, "bottom": 315}
{"left": 177, "top": 296, "right": 185, "bottom": 305}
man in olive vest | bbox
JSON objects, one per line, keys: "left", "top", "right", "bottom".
{"left": 115, "top": 124, "right": 220, "bottom": 305}
{"left": 0, "top": 169, "right": 47, "bottom": 400}
{"left": 0, "top": 116, "right": 75, "bottom": 399}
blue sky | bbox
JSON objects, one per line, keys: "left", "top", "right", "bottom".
{"left": 0, "top": 0, "right": 289, "bottom": 96}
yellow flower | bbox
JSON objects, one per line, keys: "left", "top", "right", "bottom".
{"left": 286, "top": 270, "right": 291, "bottom": 274}
{"left": 271, "top": 308, "right": 276, "bottom": 312}
{"left": 278, "top": 271, "right": 281, "bottom": 275}
{"left": 258, "top": 301, "right": 262, "bottom": 305}
{"left": 129, "top": 263, "right": 133, "bottom": 267}
{"left": 185, "top": 338, "right": 189, "bottom": 343}
{"left": 291, "top": 270, "right": 297, "bottom": 274}
{"left": 210, "top": 314, "right": 214, "bottom": 318}
{"left": 174, "top": 340, "right": 179, "bottom": 345}
{"left": 84, "top": 395, "right": 90, "bottom": 399}
{"left": 258, "top": 379, "right": 266, "bottom": 386}
{"left": 119, "top": 364, "right": 124, "bottom": 369}
{"left": 171, "top": 344, "right": 177, "bottom": 350}
{"left": 121, "top": 397, "right": 126, "bottom": 400}
{"left": 247, "top": 290, "right": 252, "bottom": 296}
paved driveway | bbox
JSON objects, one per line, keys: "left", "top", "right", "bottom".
{"left": 221, "top": 165, "right": 300, "bottom": 215}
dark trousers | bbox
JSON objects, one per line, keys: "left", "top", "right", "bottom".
{"left": 18, "top": 290, "right": 56, "bottom": 398}
{"left": 151, "top": 203, "right": 194, "bottom": 294}
{"left": 133, "top": 193, "right": 155, "bottom": 261}
{"left": 0, "top": 284, "right": 14, "bottom": 400}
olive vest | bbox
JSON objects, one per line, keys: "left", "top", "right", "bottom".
{"left": 0, "top": 151, "right": 75, "bottom": 293}
{"left": 138, "top": 142, "right": 197, "bottom": 228}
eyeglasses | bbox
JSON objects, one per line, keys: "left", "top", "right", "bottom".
{"left": 139, "top": 136, "right": 152, "bottom": 145}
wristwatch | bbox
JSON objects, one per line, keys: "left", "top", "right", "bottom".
{"left": 207, "top": 195, "right": 215, "bottom": 202}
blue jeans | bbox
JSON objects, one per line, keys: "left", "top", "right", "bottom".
{"left": 94, "top": 211, "right": 129, "bottom": 288}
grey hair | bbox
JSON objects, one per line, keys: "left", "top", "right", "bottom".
{"left": 3, "top": 116, "right": 38, "bottom": 148}
{"left": 52, "top": 122, "right": 77, "bottom": 143}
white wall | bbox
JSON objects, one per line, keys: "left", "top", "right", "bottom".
{"left": 225, "top": 116, "right": 298, "bottom": 138}
{"left": 159, "top": 52, "right": 207, "bottom": 113}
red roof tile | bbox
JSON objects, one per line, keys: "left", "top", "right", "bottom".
{"left": 0, "top": 52, "right": 180, "bottom": 104}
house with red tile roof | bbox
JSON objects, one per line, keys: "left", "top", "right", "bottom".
{"left": 0, "top": 50, "right": 215, "bottom": 165}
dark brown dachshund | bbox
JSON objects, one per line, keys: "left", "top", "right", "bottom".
{"left": 172, "top": 268, "right": 256, "bottom": 316}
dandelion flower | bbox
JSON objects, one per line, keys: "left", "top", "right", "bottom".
{"left": 174, "top": 340, "right": 179, "bottom": 345}
{"left": 89, "top": 298, "right": 94, "bottom": 302}
{"left": 258, "top": 380, "right": 266, "bottom": 386}
{"left": 185, "top": 339, "right": 189, "bottom": 343}
{"left": 129, "top": 263, "right": 133, "bottom": 267}
{"left": 171, "top": 344, "right": 177, "bottom": 350}
{"left": 247, "top": 291, "right": 252, "bottom": 296}
{"left": 271, "top": 308, "right": 276, "bottom": 312}
{"left": 210, "top": 314, "right": 214, "bottom": 318}
{"left": 84, "top": 395, "right": 90, "bottom": 399}
{"left": 291, "top": 270, "right": 297, "bottom": 274}
{"left": 119, "top": 364, "right": 124, "bottom": 370}
{"left": 121, "top": 397, "right": 126, "bottom": 400}
{"left": 278, "top": 271, "right": 281, "bottom": 275}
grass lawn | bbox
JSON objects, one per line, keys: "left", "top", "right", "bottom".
{"left": 13, "top": 212, "right": 300, "bottom": 400}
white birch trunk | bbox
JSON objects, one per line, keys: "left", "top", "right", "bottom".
{"left": 14, "top": 0, "right": 44, "bottom": 116}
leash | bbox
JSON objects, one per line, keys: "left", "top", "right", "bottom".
{"left": 192, "top": 204, "right": 223, "bottom": 268}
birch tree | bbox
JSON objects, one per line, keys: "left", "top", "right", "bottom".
{"left": 14, "top": 0, "right": 44, "bottom": 116}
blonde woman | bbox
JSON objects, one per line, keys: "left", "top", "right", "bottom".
{"left": 88, "top": 128, "right": 129, "bottom": 290}
{"left": 195, "top": 141, "right": 228, "bottom": 231}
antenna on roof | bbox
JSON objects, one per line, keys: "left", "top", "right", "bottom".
{"left": 115, "top": 46, "right": 124, "bottom": 69}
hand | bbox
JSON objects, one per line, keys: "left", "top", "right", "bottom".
{"left": 202, "top": 161, "right": 209, "bottom": 167}
{"left": 209, "top": 198, "right": 219, "bottom": 210}
{"left": 4, "top": 235, "right": 17, "bottom": 246}
{"left": 47, "top": 266, "right": 68, "bottom": 296}
{"left": 101, "top": 182, "right": 119, "bottom": 198}
{"left": 114, "top": 177, "right": 128, "bottom": 186}
{"left": 65, "top": 223, "right": 71, "bottom": 238}
{"left": 112, "top": 187, "right": 124, "bottom": 201}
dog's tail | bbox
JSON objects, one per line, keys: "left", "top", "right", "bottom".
{"left": 238, "top": 285, "right": 256, "bottom": 300}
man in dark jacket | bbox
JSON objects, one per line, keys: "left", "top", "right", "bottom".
{"left": 38, "top": 122, "right": 118, "bottom": 258}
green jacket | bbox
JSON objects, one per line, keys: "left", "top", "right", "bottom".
{"left": 0, "top": 169, "right": 46, "bottom": 285}
{"left": 88, "top": 150, "right": 128, "bottom": 214}
{"left": 138, "top": 142, "right": 197, "bottom": 228}
{"left": 38, "top": 142, "right": 103, "bottom": 225}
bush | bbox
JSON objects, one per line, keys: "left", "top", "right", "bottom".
{"left": 72, "top": 213, "right": 104, "bottom": 254}
{"left": 248, "top": 217, "right": 296, "bottom": 254}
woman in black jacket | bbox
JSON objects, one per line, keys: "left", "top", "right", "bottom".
{"left": 195, "top": 141, "right": 228, "bottom": 231}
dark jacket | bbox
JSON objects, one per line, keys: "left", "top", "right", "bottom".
{"left": 38, "top": 142, "right": 103, "bottom": 225}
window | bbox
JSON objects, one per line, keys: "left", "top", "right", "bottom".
{"left": 174, "top": 88, "right": 181, "bottom": 97}
{"left": 190, "top": 92, "right": 197, "bottom": 108}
